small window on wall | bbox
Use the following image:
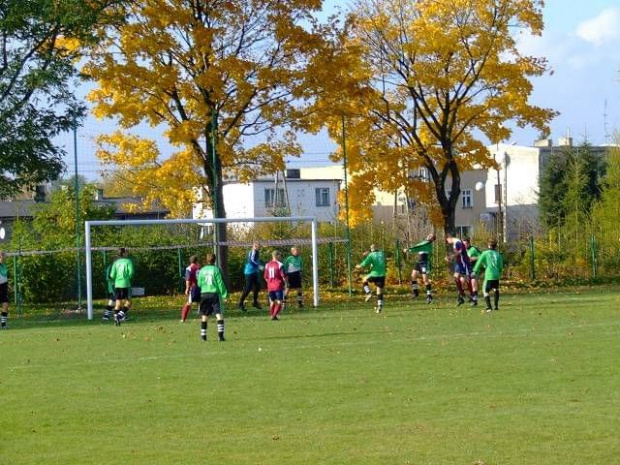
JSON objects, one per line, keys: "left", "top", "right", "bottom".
{"left": 315, "top": 188, "right": 330, "bottom": 207}
{"left": 265, "top": 188, "right": 286, "bottom": 208}
{"left": 456, "top": 225, "right": 471, "bottom": 238}
{"left": 461, "top": 189, "right": 473, "bottom": 209}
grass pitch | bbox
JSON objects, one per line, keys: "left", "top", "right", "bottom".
{"left": 1, "top": 288, "right": 619, "bottom": 464}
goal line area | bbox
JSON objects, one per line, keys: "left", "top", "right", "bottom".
{"left": 84, "top": 216, "right": 346, "bottom": 320}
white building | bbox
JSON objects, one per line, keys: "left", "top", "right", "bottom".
{"left": 193, "top": 169, "right": 341, "bottom": 225}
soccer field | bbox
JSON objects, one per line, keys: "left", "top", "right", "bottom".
{"left": 1, "top": 288, "right": 619, "bottom": 464}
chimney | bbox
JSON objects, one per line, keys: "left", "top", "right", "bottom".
{"left": 33, "top": 185, "right": 46, "bottom": 202}
{"left": 557, "top": 137, "right": 573, "bottom": 147}
{"left": 534, "top": 139, "right": 552, "bottom": 147}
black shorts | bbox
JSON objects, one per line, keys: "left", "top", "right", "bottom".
{"left": 199, "top": 293, "right": 222, "bottom": 317}
{"left": 287, "top": 271, "right": 302, "bottom": 289}
{"left": 0, "top": 282, "right": 8, "bottom": 304}
{"left": 484, "top": 280, "right": 500, "bottom": 293}
{"left": 414, "top": 260, "right": 430, "bottom": 274}
{"left": 114, "top": 287, "right": 131, "bottom": 300}
{"left": 366, "top": 276, "right": 385, "bottom": 288}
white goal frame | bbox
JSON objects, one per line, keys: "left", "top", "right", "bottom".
{"left": 84, "top": 216, "right": 320, "bottom": 320}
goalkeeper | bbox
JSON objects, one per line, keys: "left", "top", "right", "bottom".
{"left": 197, "top": 253, "right": 228, "bottom": 341}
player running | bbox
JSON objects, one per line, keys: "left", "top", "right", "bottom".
{"left": 356, "top": 244, "right": 387, "bottom": 313}
{"left": 473, "top": 238, "right": 504, "bottom": 312}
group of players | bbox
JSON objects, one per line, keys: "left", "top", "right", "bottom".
{"left": 356, "top": 233, "right": 504, "bottom": 313}
{"left": 100, "top": 233, "right": 502, "bottom": 341}
{"left": 178, "top": 243, "right": 304, "bottom": 341}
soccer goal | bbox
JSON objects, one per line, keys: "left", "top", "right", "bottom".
{"left": 84, "top": 216, "right": 325, "bottom": 320}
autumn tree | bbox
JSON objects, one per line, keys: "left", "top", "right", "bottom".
{"left": 321, "top": 0, "right": 556, "bottom": 237}
{"left": 83, "top": 0, "right": 336, "bottom": 275}
{"left": 0, "top": 0, "right": 123, "bottom": 200}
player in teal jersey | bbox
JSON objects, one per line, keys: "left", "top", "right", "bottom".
{"left": 283, "top": 246, "right": 303, "bottom": 310}
{"left": 0, "top": 251, "right": 9, "bottom": 329}
{"left": 404, "top": 233, "right": 435, "bottom": 303}
{"left": 472, "top": 238, "right": 504, "bottom": 312}
{"left": 355, "top": 244, "right": 387, "bottom": 313}
{"left": 197, "top": 253, "right": 228, "bottom": 341}
{"left": 463, "top": 237, "right": 482, "bottom": 306}
{"left": 109, "top": 247, "right": 134, "bottom": 326}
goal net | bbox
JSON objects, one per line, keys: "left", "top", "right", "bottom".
{"left": 84, "top": 216, "right": 339, "bottom": 320}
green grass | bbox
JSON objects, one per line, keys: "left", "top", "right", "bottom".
{"left": 1, "top": 288, "right": 619, "bottom": 464}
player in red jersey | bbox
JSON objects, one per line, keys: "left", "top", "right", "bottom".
{"left": 181, "top": 255, "right": 201, "bottom": 322}
{"left": 264, "top": 250, "right": 287, "bottom": 320}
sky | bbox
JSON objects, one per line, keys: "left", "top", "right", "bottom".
{"left": 63, "top": 0, "right": 620, "bottom": 180}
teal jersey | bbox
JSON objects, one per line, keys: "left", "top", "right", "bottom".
{"left": 110, "top": 257, "right": 134, "bottom": 289}
{"left": 359, "top": 250, "right": 386, "bottom": 277}
{"left": 283, "top": 255, "right": 303, "bottom": 274}
{"left": 105, "top": 264, "right": 114, "bottom": 294}
{"left": 0, "top": 262, "right": 8, "bottom": 285}
{"left": 197, "top": 265, "right": 228, "bottom": 300}
{"left": 473, "top": 249, "right": 503, "bottom": 280}
{"left": 407, "top": 239, "right": 433, "bottom": 256}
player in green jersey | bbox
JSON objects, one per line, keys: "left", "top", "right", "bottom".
{"left": 0, "top": 251, "right": 9, "bottom": 329}
{"left": 109, "top": 247, "right": 134, "bottom": 326}
{"left": 197, "top": 253, "right": 228, "bottom": 341}
{"left": 472, "top": 238, "right": 504, "bottom": 312}
{"left": 463, "top": 237, "right": 481, "bottom": 306}
{"left": 404, "top": 233, "right": 435, "bottom": 303}
{"left": 355, "top": 244, "right": 387, "bottom": 313}
{"left": 283, "top": 246, "right": 303, "bottom": 310}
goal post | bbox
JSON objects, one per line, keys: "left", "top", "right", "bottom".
{"left": 84, "top": 216, "right": 321, "bottom": 320}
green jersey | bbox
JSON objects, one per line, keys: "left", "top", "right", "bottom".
{"left": 407, "top": 240, "right": 433, "bottom": 259}
{"left": 473, "top": 249, "right": 503, "bottom": 281}
{"left": 467, "top": 245, "right": 482, "bottom": 264}
{"left": 359, "top": 250, "right": 386, "bottom": 277}
{"left": 283, "top": 255, "right": 303, "bottom": 274}
{"left": 105, "top": 264, "right": 114, "bottom": 294}
{"left": 0, "top": 262, "right": 8, "bottom": 285}
{"left": 110, "top": 257, "right": 134, "bottom": 289}
{"left": 197, "top": 265, "right": 228, "bottom": 300}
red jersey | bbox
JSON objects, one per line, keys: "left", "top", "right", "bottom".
{"left": 185, "top": 263, "right": 200, "bottom": 286}
{"left": 264, "top": 260, "right": 286, "bottom": 291}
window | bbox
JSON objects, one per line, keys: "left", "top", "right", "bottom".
{"left": 455, "top": 225, "right": 471, "bottom": 238}
{"left": 265, "top": 188, "right": 286, "bottom": 208}
{"left": 461, "top": 189, "right": 473, "bottom": 209}
{"left": 315, "top": 188, "right": 330, "bottom": 207}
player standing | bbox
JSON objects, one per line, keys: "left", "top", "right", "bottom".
{"left": 181, "top": 255, "right": 201, "bottom": 322}
{"left": 463, "top": 237, "right": 481, "bottom": 304}
{"left": 445, "top": 234, "right": 475, "bottom": 306}
{"left": 0, "top": 251, "right": 9, "bottom": 329}
{"left": 196, "top": 253, "right": 228, "bottom": 341}
{"left": 110, "top": 247, "right": 134, "bottom": 326}
{"left": 102, "top": 261, "right": 115, "bottom": 321}
{"left": 283, "top": 246, "right": 303, "bottom": 310}
{"left": 264, "top": 250, "right": 287, "bottom": 320}
{"left": 473, "top": 238, "right": 504, "bottom": 312}
{"left": 238, "top": 242, "right": 263, "bottom": 311}
{"left": 404, "top": 233, "right": 436, "bottom": 303}
{"left": 355, "top": 244, "right": 387, "bottom": 313}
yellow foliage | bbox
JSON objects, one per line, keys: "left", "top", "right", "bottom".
{"left": 319, "top": 0, "right": 556, "bottom": 233}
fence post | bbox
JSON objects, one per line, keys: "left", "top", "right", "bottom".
{"left": 591, "top": 234, "right": 598, "bottom": 279}
{"left": 177, "top": 249, "right": 184, "bottom": 292}
{"left": 395, "top": 239, "right": 402, "bottom": 285}
{"left": 328, "top": 242, "right": 335, "bottom": 287}
{"left": 529, "top": 236, "right": 536, "bottom": 280}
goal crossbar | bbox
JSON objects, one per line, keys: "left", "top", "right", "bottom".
{"left": 84, "top": 216, "right": 321, "bottom": 320}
